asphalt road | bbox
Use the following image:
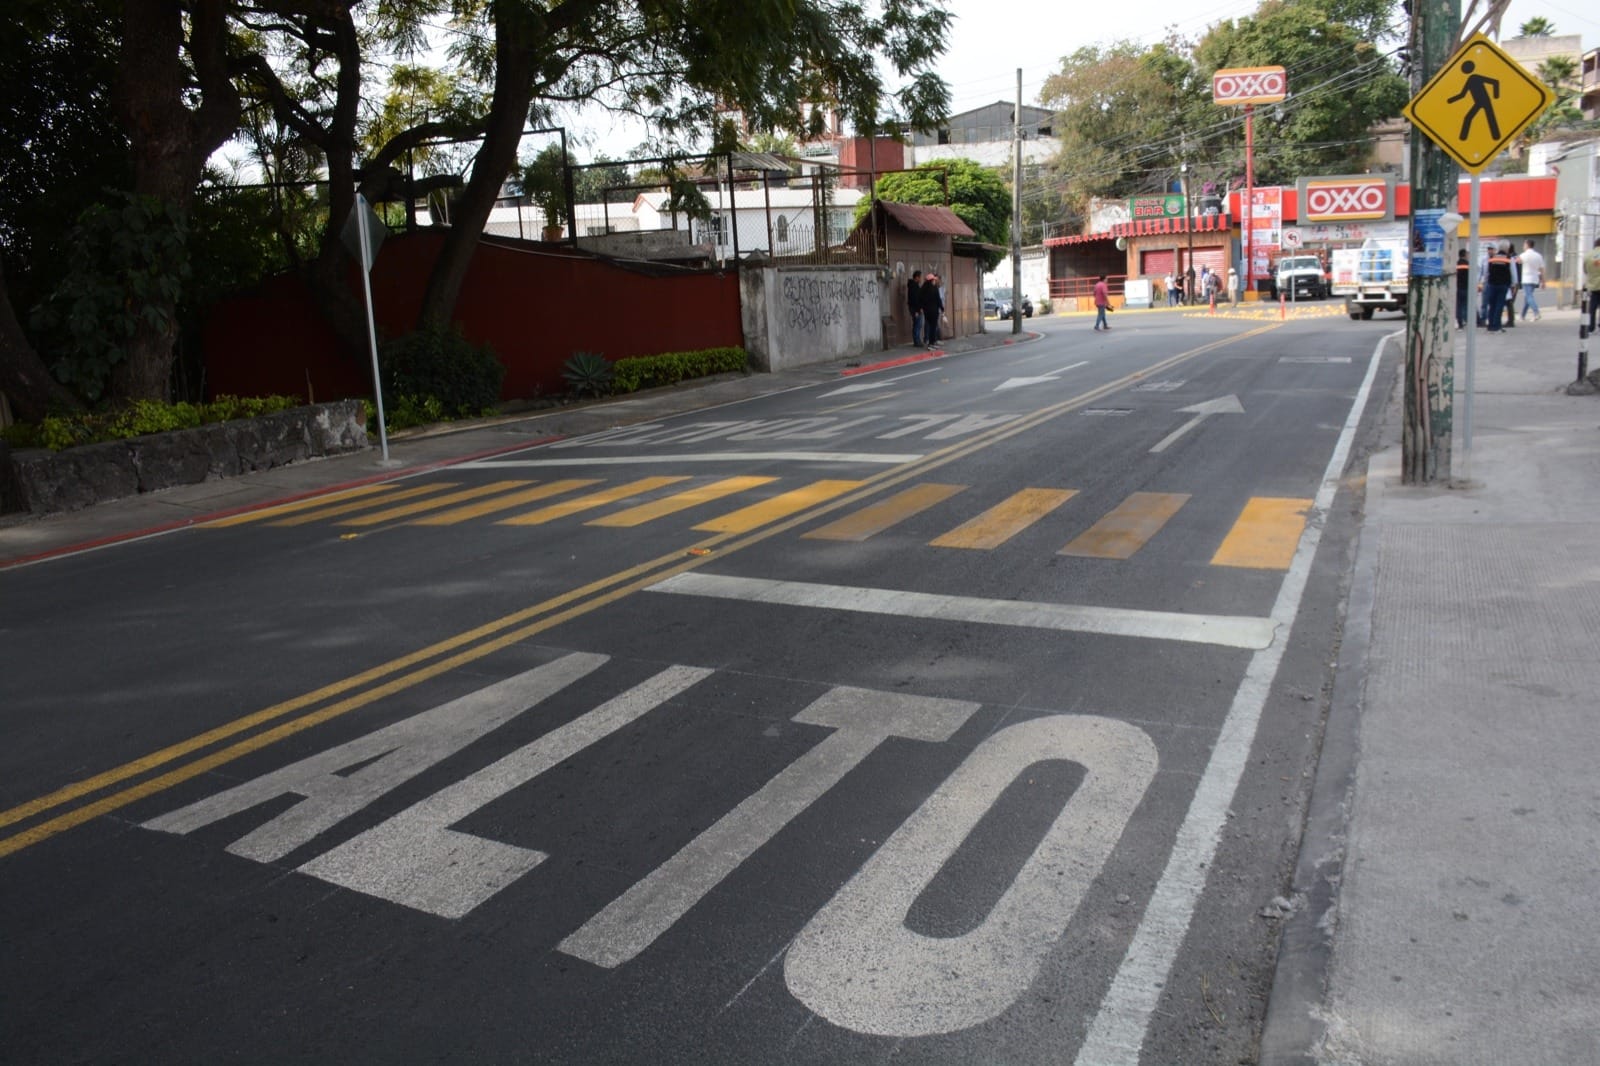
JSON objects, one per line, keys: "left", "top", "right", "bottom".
{"left": 0, "top": 306, "right": 1398, "bottom": 1064}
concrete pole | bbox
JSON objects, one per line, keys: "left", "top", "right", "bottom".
{"left": 1401, "top": 0, "right": 1461, "bottom": 484}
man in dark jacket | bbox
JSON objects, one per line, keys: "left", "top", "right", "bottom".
{"left": 921, "top": 272, "right": 944, "bottom": 347}
{"left": 907, "top": 270, "right": 924, "bottom": 346}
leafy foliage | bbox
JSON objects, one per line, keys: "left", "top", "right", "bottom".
{"left": 379, "top": 326, "right": 505, "bottom": 419}
{"left": 859, "top": 161, "right": 1012, "bottom": 270}
{"left": 516, "top": 144, "right": 571, "bottom": 226}
{"left": 1034, "top": 0, "right": 1409, "bottom": 221}
{"left": 611, "top": 347, "right": 749, "bottom": 393}
{"left": 29, "top": 193, "right": 191, "bottom": 402}
{"left": 562, "top": 351, "right": 614, "bottom": 397}
{"left": 1, "top": 394, "right": 302, "bottom": 451}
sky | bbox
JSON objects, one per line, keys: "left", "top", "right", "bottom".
{"left": 568, "top": 0, "right": 1600, "bottom": 162}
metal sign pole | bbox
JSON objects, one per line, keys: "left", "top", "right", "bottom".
{"left": 1462, "top": 174, "right": 1479, "bottom": 483}
{"left": 355, "top": 193, "right": 391, "bottom": 463}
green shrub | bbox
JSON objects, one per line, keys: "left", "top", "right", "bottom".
{"left": 611, "top": 347, "right": 748, "bottom": 393}
{"left": 379, "top": 326, "right": 505, "bottom": 419}
{"left": 562, "top": 351, "right": 614, "bottom": 398}
{"left": 0, "top": 394, "right": 302, "bottom": 451}
{"left": 1037, "top": 298, "right": 1053, "bottom": 315}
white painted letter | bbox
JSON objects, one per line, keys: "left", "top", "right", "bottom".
{"left": 298, "top": 665, "right": 712, "bottom": 918}
{"left": 784, "top": 714, "right": 1157, "bottom": 1037}
{"left": 141, "top": 654, "right": 607, "bottom": 862}
{"left": 559, "top": 686, "right": 980, "bottom": 967}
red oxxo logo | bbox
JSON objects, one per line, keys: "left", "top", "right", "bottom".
{"left": 1212, "top": 67, "right": 1288, "bottom": 106}
{"left": 1303, "top": 181, "right": 1388, "bottom": 221}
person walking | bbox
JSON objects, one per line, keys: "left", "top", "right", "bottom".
{"left": 1518, "top": 239, "right": 1544, "bottom": 321}
{"left": 920, "top": 271, "right": 944, "bottom": 347}
{"left": 1454, "top": 248, "right": 1470, "bottom": 329}
{"left": 1504, "top": 247, "right": 1519, "bottom": 329}
{"left": 1227, "top": 266, "right": 1240, "bottom": 305}
{"left": 1092, "top": 274, "right": 1111, "bottom": 331}
{"left": 907, "top": 269, "right": 924, "bottom": 346}
{"left": 1586, "top": 236, "right": 1600, "bottom": 334}
{"left": 1164, "top": 271, "right": 1176, "bottom": 307}
{"left": 1483, "top": 241, "right": 1513, "bottom": 334}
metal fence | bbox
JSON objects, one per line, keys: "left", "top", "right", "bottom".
{"left": 558, "top": 156, "right": 879, "bottom": 266}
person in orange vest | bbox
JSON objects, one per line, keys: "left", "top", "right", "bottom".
{"left": 1482, "top": 241, "right": 1514, "bottom": 334}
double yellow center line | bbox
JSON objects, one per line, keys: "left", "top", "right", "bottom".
{"left": 0, "top": 324, "right": 1281, "bottom": 859}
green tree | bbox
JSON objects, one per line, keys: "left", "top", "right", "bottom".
{"left": 860, "top": 159, "right": 1011, "bottom": 269}
{"left": 1038, "top": 38, "right": 1206, "bottom": 218}
{"left": 1517, "top": 17, "right": 1553, "bottom": 37}
{"left": 1192, "top": 0, "right": 1409, "bottom": 185}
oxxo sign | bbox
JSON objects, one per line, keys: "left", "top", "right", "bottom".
{"left": 1297, "top": 176, "right": 1394, "bottom": 223}
{"left": 1212, "top": 66, "right": 1287, "bottom": 106}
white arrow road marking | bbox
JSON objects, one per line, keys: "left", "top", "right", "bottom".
{"left": 1148, "top": 394, "right": 1245, "bottom": 453}
{"left": 994, "top": 361, "right": 1088, "bottom": 392}
{"left": 820, "top": 367, "right": 941, "bottom": 397}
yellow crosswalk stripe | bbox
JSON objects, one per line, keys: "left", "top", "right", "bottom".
{"left": 270, "top": 483, "right": 461, "bottom": 526}
{"left": 588, "top": 476, "right": 778, "bottom": 527}
{"left": 694, "top": 480, "right": 865, "bottom": 534}
{"left": 803, "top": 483, "right": 966, "bottom": 541}
{"left": 930, "top": 487, "right": 1078, "bottom": 550}
{"left": 1211, "top": 496, "right": 1311, "bottom": 569}
{"left": 338, "top": 481, "right": 533, "bottom": 527}
{"left": 410, "top": 479, "right": 601, "bottom": 526}
{"left": 203, "top": 483, "right": 400, "bottom": 527}
{"left": 497, "top": 477, "right": 690, "bottom": 526}
{"left": 1060, "top": 491, "right": 1190, "bottom": 559}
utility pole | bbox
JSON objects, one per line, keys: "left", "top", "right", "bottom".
{"left": 1181, "top": 160, "right": 1195, "bottom": 300}
{"left": 1012, "top": 68, "right": 1023, "bottom": 334}
{"left": 1402, "top": 0, "right": 1461, "bottom": 483}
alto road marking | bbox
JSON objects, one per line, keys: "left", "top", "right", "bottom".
{"left": 785, "top": 714, "right": 1158, "bottom": 1036}
{"left": 559, "top": 686, "right": 979, "bottom": 967}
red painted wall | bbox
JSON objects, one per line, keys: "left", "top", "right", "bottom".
{"left": 203, "top": 231, "right": 743, "bottom": 403}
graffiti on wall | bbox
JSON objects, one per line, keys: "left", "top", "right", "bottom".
{"left": 782, "top": 274, "right": 878, "bottom": 334}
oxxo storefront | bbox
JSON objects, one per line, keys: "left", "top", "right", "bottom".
{"left": 1046, "top": 175, "right": 1557, "bottom": 303}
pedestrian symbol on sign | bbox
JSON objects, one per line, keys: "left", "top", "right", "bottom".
{"left": 1403, "top": 34, "right": 1552, "bottom": 173}
{"left": 1447, "top": 61, "right": 1500, "bottom": 141}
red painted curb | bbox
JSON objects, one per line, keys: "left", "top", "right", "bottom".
{"left": 0, "top": 433, "right": 565, "bottom": 570}
{"left": 838, "top": 348, "right": 947, "bottom": 377}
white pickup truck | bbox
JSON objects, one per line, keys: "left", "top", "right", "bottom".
{"left": 1331, "top": 239, "right": 1409, "bottom": 320}
{"left": 1274, "top": 255, "right": 1328, "bottom": 300}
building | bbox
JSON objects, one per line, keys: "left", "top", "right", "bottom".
{"left": 1582, "top": 47, "right": 1600, "bottom": 120}
{"left": 904, "top": 101, "right": 1059, "bottom": 168}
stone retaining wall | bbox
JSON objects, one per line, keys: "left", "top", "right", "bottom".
{"left": 0, "top": 399, "right": 368, "bottom": 516}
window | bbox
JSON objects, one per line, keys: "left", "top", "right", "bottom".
{"left": 938, "top": 128, "right": 950, "bottom": 145}
{"left": 776, "top": 215, "right": 790, "bottom": 242}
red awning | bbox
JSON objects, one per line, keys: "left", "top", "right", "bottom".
{"left": 1044, "top": 231, "right": 1117, "bottom": 247}
{"left": 1044, "top": 213, "right": 1232, "bottom": 247}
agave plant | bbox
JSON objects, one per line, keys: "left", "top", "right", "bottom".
{"left": 562, "top": 351, "right": 613, "bottom": 398}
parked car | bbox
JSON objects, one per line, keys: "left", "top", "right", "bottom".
{"left": 983, "top": 289, "right": 1033, "bottom": 318}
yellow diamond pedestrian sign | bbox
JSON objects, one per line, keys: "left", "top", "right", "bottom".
{"left": 1404, "top": 34, "right": 1554, "bottom": 173}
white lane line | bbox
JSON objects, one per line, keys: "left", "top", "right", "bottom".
{"left": 647, "top": 572, "right": 1276, "bottom": 650}
{"left": 464, "top": 451, "right": 924, "bottom": 468}
{"left": 1074, "top": 332, "right": 1389, "bottom": 1064}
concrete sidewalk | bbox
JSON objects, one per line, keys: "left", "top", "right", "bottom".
{"left": 0, "top": 331, "right": 1019, "bottom": 567}
{"left": 1263, "top": 307, "right": 1600, "bottom": 1064}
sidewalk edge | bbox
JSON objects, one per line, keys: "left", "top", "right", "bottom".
{"left": 1257, "top": 336, "right": 1397, "bottom": 1065}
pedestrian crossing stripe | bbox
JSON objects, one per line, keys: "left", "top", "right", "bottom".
{"left": 205, "top": 474, "right": 1312, "bottom": 571}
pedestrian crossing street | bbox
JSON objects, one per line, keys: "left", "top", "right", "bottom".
{"left": 206, "top": 475, "right": 1310, "bottom": 570}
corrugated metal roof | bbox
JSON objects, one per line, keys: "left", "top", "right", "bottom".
{"left": 877, "top": 201, "right": 975, "bottom": 237}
